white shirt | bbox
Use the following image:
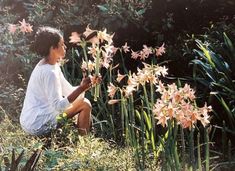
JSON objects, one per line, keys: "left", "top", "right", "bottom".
{"left": 20, "top": 60, "right": 79, "bottom": 135}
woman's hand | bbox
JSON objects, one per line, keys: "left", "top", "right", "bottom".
{"left": 80, "top": 77, "right": 92, "bottom": 91}
{"left": 79, "top": 74, "right": 102, "bottom": 92}
{"left": 68, "top": 75, "right": 102, "bottom": 103}
{"left": 68, "top": 77, "right": 91, "bottom": 103}
{"left": 90, "top": 74, "right": 102, "bottom": 85}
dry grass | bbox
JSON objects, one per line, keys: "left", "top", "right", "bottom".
{"left": 0, "top": 117, "right": 141, "bottom": 170}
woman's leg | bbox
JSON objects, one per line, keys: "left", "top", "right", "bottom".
{"left": 64, "top": 98, "right": 91, "bottom": 135}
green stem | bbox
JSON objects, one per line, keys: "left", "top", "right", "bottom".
{"left": 222, "top": 121, "right": 227, "bottom": 159}
{"left": 129, "top": 95, "right": 135, "bottom": 146}
{"left": 123, "top": 99, "right": 130, "bottom": 146}
{"left": 120, "top": 51, "right": 128, "bottom": 74}
{"left": 228, "top": 139, "right": 231, "bottom": 168}
{"left": 143, "top": 85, "right": 151, "bottom": 116}
{"left": 173, "top": 141, "right": 180, "bottom": 171}
{"left": 108, "top": 67, "right": 116, "bottom": 139}
{"left": 172, "top": 121, "right": 180, "bottom": 170}
{"left": 189, "top": 128, "right": 195, "bottom": 169}
{"left": 180, "top": 127, "right": 186, "bottom": 170}
{"left": 121, "top": 95, "right": 130, "bottom": 145}
{"left": 140, "top": 104, "right": 146, "bottom": 168}
{"left": 121, "top": 94, "right": 125, "bottom": 139}
{"left": 81, "top": 41, "right": 90, "bottom": 76}
{"left": 150, "top": 82, "right": 156, "bottom": 138}
{"left": 94, "top": 49, "right": 101, "bottom": 101}
{"left": 197, "top": 133, "right": 202, "bottom": 171}
{"left": 143, "top": 85, "right": 157, "bottom": 158}
{"left": 205, "top": 127, "right": 210, "bottom": 171}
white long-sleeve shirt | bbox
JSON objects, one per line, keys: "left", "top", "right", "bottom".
{"left": 20, "top": 60, "right": 79, "bottom": 135}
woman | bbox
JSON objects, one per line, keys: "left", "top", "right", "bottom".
{"left": 20, "top": 26, "right": 97, "bottom": 136}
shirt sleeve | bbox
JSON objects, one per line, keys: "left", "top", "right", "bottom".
{"left": 58, "top": 66, "right": 85, "bottom": 100}
{"left": 59, "top": 69, "right": 78, "bottom": 97}
{"left": 44, "top": 70, "right": 71, "bottom": 113}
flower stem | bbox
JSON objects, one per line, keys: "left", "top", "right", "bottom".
{"left": 94, "top": 49, "right": 101, "bottom": 101}
{"left": 81, "top": 41, "right": 90, "bottom": 76}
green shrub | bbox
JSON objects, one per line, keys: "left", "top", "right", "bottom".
{"left": 190, "top": 32, "right": 235, "bottom": 133}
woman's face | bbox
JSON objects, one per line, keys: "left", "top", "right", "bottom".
{"left": 53, "top": 38, "right": 67, "bottom": 59}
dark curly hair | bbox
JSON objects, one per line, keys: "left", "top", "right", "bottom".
{"left": 32, "top": 27, "right": 63, "bottom": 57}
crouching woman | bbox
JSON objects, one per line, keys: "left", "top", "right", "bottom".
{"left": 20, "top": 26, "right": 98, "bottom": 136}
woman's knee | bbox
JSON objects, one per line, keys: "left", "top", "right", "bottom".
{"left": 83, "top": 98, "right": 91, "bottom": 110}
{"left": 65, "top": 98, "right": 91, "bottom": 117}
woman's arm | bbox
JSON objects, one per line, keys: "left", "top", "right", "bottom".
{"left": 67, "top": 77, "right": 91, "bottom": 103}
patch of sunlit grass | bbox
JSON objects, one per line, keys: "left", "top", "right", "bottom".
{"left": 0, "top": 117, "right": 148, "bottom": 170}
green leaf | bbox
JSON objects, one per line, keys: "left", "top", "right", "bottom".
{"left": 215, "top": 95, "right": 235, "bottom": 129}
{"left": 191, "top": 59, "right": 216, "bottom": 82}
{"left": 136, "top": 9, "right": 146, "bottom": 16}
{"left": 22, "top": 150, "right": 41, "bottom": 171}
{"left": 210, "top": 52, "right": 231, "bottom": 75}
{"left": 97, "top": 5, "right": 109, "bottom": 12}
{"left": 196, "top": 40, "right": 215, "bottom": 68}
{"left": 211, "top": 85, "right": 235, "bottom": 99}
{"left": 223, "top": 32, "right": 235, "bottom": 55}
{"left": 143, "top": 110, "right": 151, "bottom": 131}
{"left": 135, "top": 110, "right": 141, "bottom": 121}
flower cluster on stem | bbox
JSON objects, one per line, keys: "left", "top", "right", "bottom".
{"left": 122, "top": 42, "right": 166, "bottom": 60}
{"left": 69, "top": 25, "right": 117, "bottom": 76}
{"left": 153, "top": 83, "right": 212, "bottom": 128}
{"left": 107, "top": 62, "right": 168, "bottom": 101}
{"left": 69, "top": 25, "right": 117, "bottom": 100}
{"left": 8, "top": 19, "right": 33, "bottom": 34}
